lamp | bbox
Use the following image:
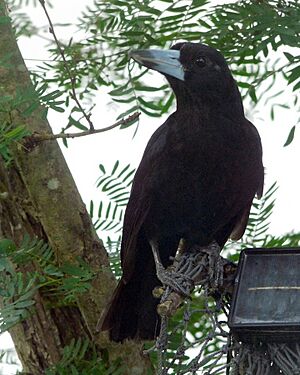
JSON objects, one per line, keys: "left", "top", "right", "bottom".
{"left": 229, "top": 248, "right": 300, "bottom": 343}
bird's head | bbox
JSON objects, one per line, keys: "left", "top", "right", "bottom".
{"left": 130, "top": 42, "right": 242, "bottom": 111}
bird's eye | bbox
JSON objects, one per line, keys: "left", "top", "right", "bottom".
{"left": 196, "top": 57, "right": 206, "bottom": 68}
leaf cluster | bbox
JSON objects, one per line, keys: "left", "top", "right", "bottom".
{"left": 0, "top": 74, "right": 69, "bottom": 162}
{"left": 10, "top": 0, "right": 299, "bottom": 142}
{"left": 224, "top": 182, "right": 300, "bottom": 263}
{"left": 242, "top": 182, "right": 278, "bottom": 248}
{"left": 0, "top": 240, "right": 38, "bottom": 332}
{"left": 241, "top": 182, "right": 300, "bottom": 250}
{"left": 0, "top": 120, "right": 29, "bottom": 163}
{"left": 45, "top": 338, "right": 124, "bottom": 375}
{"left": 89, "top": 161, "right": 135, "bottom": 278}
{"left": 0, "top": 235, "right": 95, "bottom": 332}
{"left": 0, "top": 267, "right": 38, "bottom": 332}
{"left": 90, "top": 161, "right": 135, "bottom": 233}
{"left": 0, "top": 87, "right": 36, "bottom": 162}
{"left": 88, "top": 161, "right": 135, "bottom": 279}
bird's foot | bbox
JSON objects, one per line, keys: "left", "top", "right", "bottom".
{"left": 154, "top": 241, "right": 223, "bottom": 296}
{"left": 200, "top": 241, "right": 223, "bottom": 289}
{"left": 151, "top": 240, "right": 223, "bottom": 317}
{"left": 151, "top": 239, "right": 194, "bottom": 297}
{"left": 155, "top": 261, "right": 194, "bottom": 297}
{"left": 168, "top": 241, "right": 223, "bottom": 294}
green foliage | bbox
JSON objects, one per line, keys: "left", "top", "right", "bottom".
{"left": 235, "top": 181, "right": 299, "bottom": 251}
{"left": 0, "top": 235, "right": 52, "bottom": 266}
{"left": 223, "top": 182, "right": 300, "bottom": 263}
{"left": 91, "top": 161, "right": 134, "bottom": 235}
{"left": 0, "top": 239, "right": 38, "bottom": 332}
{"left": 10, "top": 9, "right": 38, "bottom": 37}
{"left": 243, "top": 182, "right": 278, "bottom": 248}
{"left": 54, "top": 258, "right": 95, "bottom": 303}
{"left": 284, "top": 124, "right": 296, "bottom": 147}
{"left": 264, "top": 231, "right": 300, "bottom": 248}
{"left": 0, "top": 75, "right": 66, "bottom": 162}
{"left": 0, "top": 269, "right": 38, "bottom": 332}
{"left": 200, "top": 1, "right": 299, "bottom": 60}
{"left": 33, "top": 78, "right": 66, "bottom": 113}
{"left": 45, "top": 338, "right": 124, "bottom": 375}
{"left": 11, "top": 0, "right": 299, "bottom": 143}
{"left": 0, "top": 121, "right": 29, "bottom": 163}
{"left": 0, "top": 80, "right": 42, "bottom": 163}
{"left": 89, "top": 161, "right": 135, "bottom": 278}
{"left": 90, "top": 161, "right": 135, "bottom": 277}
{"left": 0, "top": 235, "right": 95, "bottom": 332}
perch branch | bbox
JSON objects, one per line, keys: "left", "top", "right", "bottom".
{"left": 24, "top": 112, "right": 140, "bottom": 145}
{"left": 154, "top": 243, "right": 237, "bottom": 318}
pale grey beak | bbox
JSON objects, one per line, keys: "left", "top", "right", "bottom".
{"left": 130, "top": 49, "right": 185, "bottom": 81}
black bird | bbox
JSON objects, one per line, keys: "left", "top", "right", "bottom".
{"left": 100, "top": 42, "right": 264, "bottom": 341}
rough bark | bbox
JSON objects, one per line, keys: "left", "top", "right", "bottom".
{"left": 0, "top": 2, "right": 151, "bottom": 374}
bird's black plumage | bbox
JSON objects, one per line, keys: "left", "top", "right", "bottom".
{"left": 101, "top": 42, "right": 264, "bottom": 341}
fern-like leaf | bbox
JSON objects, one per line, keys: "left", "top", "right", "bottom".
{"left": 91, "top": 161, "right": 135, "bottom": 241}
{"left": 243, "top": 182, "right": 278, "bottom": 248}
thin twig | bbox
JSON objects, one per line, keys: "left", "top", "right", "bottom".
{"left": 38, "top": 0, "right": 95, "bottom": 131}
{"left": 29, "top": 112, "right": 140, "bottom": 142}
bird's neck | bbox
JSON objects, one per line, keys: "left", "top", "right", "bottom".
{"left": 175, "top": 84, "right": 245, "bottom": 121}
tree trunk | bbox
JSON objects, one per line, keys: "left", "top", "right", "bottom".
{"left": 0, "top": 2, "right": 151, "bottom": 373}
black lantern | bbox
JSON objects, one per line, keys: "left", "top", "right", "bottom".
{"left": 229, "top": 247, "right": 300, "bottom": 343}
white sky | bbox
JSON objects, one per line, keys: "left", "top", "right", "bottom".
{"left": 1, "top": 0, "right": 300, "bottom": 366}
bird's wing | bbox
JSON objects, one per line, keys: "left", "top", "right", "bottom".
{"left": 251, "top": 122, "right": 264, "bottom": 199}
{"left": 230, "top": 203, "right": 252, "bottom": 241}
{"left": 120, "top": 122, "right": 168, "bottom": 283}
{"left": 120, "top": 184, "right": 151, "bottom": 282}
{"left": 230, "top": 177, "right": 263, "bottom": 241}
{"left": 256, "top": 171, "right": 264, "bottom": 199}
{"left": 230, "top": 120, "right": 264, "bottom": 240}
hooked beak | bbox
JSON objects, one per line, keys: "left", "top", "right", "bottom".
{"left": 129, "top": 49, "right": 185, "bottom": 81}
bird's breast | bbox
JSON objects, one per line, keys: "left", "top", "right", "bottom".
{"left": 143, "top": 116, "right": 261, "bottom": 243}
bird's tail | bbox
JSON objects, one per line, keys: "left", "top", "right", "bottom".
{"left": 99, "top": 256, "right": 160, "bottom": 342}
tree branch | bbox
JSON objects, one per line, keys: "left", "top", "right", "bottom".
{"left": 26, "top": 112, "right": 140, "bottom": 143}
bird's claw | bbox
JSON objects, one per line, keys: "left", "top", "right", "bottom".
{"left": 202, "top": 242, "right": 223, "bottom": 289}
{"left": 155, "top": 264, "right": 194, "bottom": 297}
{"left": 154, "top": 241, "right": 223, "bottom": 300}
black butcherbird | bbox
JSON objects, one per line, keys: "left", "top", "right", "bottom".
{"left": 100, "top": 42, "right": 264, "bottom": 341}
